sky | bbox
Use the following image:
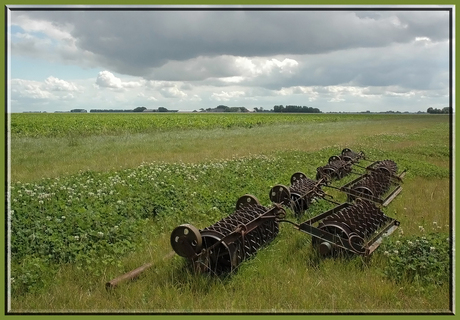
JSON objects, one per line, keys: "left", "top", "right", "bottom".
{"left": 7, "top": 6, "right": 452, "bottom": 113}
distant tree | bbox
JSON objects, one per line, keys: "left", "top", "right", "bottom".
{"left": 442, "top": 107, "right": 451, "bottom": 114}
{"left": 273, "top": 105, "right": 284, "bottom": 113}
{"left": 273, "top": 105, "right": 321, "bottom": 113}
{"left": 226, "top": 107, "right": 241, "bottom": 112}
{"left": 427, "top": 107, "right": 450, "bottom": 114}
{"left": 216, "top": 105, "right": 230, "bottom": 111}
{"left": 133, "top": 107, "right": 147, "bottom": 112}
{"left": 158, "top": 107, "right": 168, "bottom": 112}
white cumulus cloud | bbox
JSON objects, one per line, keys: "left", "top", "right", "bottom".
{"left": 44, "top": 76, "right": 80, "bottom": 91}
{"left": 11, "top": 77, "right": 81, "bottom": 101}
{"left": 211, "top": 90, "right": 245, "bottom": 101}
{"left": 96, "top": 70, "right": 144, "bottom": 90}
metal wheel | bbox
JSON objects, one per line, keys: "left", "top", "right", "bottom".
{"left": 328, "top": 155, "right": 341, "bottom": 163}
{"left": 269, "top": 184, "right": 291, "bottom": 206}
{"left": 348, "top": 233, "right": 366, "bottom": 254}
{"left": 290, "top": 172, "right": 308, "bottom": 185}
{"left": 170, "top": 224, "right": 202, "bottom": 258}
{"left": 313, "top": 222, "right": 353, "bottom": 256}
{"left": 352, "top": 186, "right": 374, "bottom": 199}
{"left": 374, "top": 166, "right": 391, "bottom": 177}
{"left": 235, "top": 194, "right": 261, "bottom": 210}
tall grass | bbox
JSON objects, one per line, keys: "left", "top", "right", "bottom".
{"left": 10, "top": 115, "right": 448, "bottom": 182}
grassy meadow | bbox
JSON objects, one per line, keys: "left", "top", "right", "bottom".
{"left": 7, "top": 113, "right": 453, "bottom": 313}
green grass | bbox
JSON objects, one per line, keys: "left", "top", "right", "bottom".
{"left": 8, "top": 113, "right": 452, "bottom": 313}
{"left": 10, "top": 114, "right": 448, "bottom": 182}
{"left": 10, "top": 112, "right": 411, "bottom": 138}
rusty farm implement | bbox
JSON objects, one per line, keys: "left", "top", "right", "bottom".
{"left": 170, "top": 194, "right": 285, "bottom": 274}
{"left": 106, "top": 148, "right": 406, "bottom": 287}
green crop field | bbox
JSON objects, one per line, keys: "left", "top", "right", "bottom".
{"left": 10, "top": 112, "right": 396, "bottom": 138}
{"left": 7, "top": 113, "right": 453, "bottom": 313}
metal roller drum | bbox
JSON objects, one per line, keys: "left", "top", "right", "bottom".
{"left": 170, "top": 194, "right": 286, "bottom": 274}
{"left": 340, "top": 148, "right": 366, "bottom": 163}
{"left": 316, "top": 155, "right": 353, "bottom": 182}
{"left": 269, "top": 172, "right": 326, "bottom": 216}
{"left": 296, "top": 199, "right": 399, "bottom": 256}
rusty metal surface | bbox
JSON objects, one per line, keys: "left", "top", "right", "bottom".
{"left": 341, "top": 148, "right": 366, "bottom": 163}
{"left": 340, "top": 159, "right": 405, "bottom": 206}
{"left": 170, "top": 195, "right": 286, "bottom": 274}
{"left": 297, "top": 199, "right": 399, "bottom": 256}
{"left": 316, "top": 154, "right": 353, "bottom": 182}
{"left": 109, "top": 148, "right": 407, "bottom": 288}
{"left": 270, "top": 172, "right": 327, "bottom": 216}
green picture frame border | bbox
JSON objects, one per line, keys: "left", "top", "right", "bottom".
{"left": 1, "top": 2, "right": 456, "bottom": 318}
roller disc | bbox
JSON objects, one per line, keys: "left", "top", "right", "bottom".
{"left": 323, "top": 167, "right": 338, "bottom": 180}
{"left": 290, "top": 172, "right": 308, "bottom": 185}
{"left": 374, "top": 166, "right": 391, "bottom": 177}
{"left": 269, "top": 184, "right": 291, "bottom": 206}
{"left": 328, "top": 155, "right": 341, "bottom": 163}
{"left": 348, "top": 233, "right": 366, "bottom": 254}
{"left": 170, "top": 224, "right": 202, "bottom": 258}
{"left": 235, "top": 194, "right": 261, "bottom": 210}
{"left": 352, "top": 186, "right": 374, "bottom": 199}
{"left": 313, "top": 222, "right": 353, "bottom": 256}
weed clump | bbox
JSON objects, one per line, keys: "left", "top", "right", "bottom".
{"left": 380, "top": 227, "right": 450, "bottom": 286}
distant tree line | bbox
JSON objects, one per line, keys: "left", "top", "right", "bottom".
{"left": 89, "top": 107, "right": 177, "bottom": 113}
{"left": 272, "top": 105, "right": 322, "bottom": 113}
{"left": 253, "top": 107, "right": 270, "bottom": 113}
{"left": 427, "top": 107, "right": 451, "bottom": 114}
{"left": 89, "top": 109, "right": 136, "bottom": 113}
{"left": 200, "top": 105, "right": 249, "bottom": 112}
